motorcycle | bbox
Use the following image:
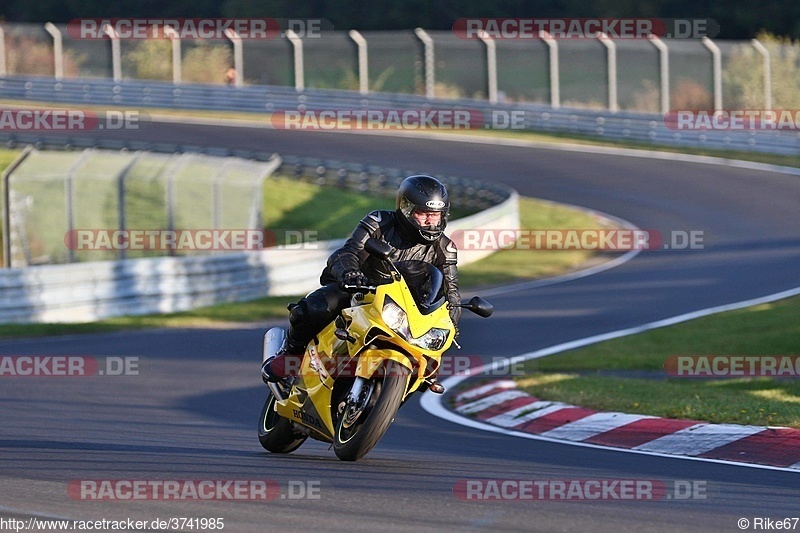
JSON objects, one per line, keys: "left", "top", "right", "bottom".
{"left": 258, "top": 238, "right": 493, "bottom": 461}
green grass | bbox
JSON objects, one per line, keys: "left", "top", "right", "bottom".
{"left": 527, "top": 298, "right": 800, "bottom": 373}
{"left": 264, "top": 176, "right": 395, "bottom": 241}
{"left": 0, "top": 295, "right": 296, "bottom": 338}
{"left": 514, "top": 373, "right": 800, "bottom": 428}
{"left": 457, "top": 197, "right": 616, "bottom": 287}
{"left": 0, "top": 149, "right": 20, "bottom": 168}
{"left": 515, "top": 296, "right": 800, "bottom": 428}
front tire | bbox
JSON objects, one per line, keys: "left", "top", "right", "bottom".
{"left": 258, "top": 391, "right": 307, "bottom": 453}
{"left": 333, "top": 361, "right": 410, "bottom": 461}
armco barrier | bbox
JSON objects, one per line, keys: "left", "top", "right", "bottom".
{"left": 1, "top": 76, "right": 799, "bottom": 155}
{"left": 0, "top": 145, "right": 519, "bottom": 323}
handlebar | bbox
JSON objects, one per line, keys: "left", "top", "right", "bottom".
{"left": 341, "top": 283, "right": 379, "bottom": 293}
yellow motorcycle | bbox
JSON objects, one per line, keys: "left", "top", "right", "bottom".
{"left": 258, "top": 238, "right": 493, "bottom": 461}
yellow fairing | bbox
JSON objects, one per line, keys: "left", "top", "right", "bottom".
{"left": 274, "top": 343, "right": 336, "bottom": 439}
{"left": 343, "top": 276, "right": 455, "bottom": 383}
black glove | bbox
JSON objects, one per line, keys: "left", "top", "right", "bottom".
{"left": 339, "top": 269, "right": 370, "bottom": 290}
{"left": 448, "top": 301, "right": 462, "bottom": 325}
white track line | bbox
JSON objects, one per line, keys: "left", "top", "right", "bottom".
{"left": 421, "top": 284, "right": 800, "bottom": 473}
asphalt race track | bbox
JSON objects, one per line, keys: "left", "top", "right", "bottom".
{"left": 1, "top": 123, "right": 799, "bottom": 532}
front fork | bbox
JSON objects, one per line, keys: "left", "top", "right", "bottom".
{"left": 339, "top": 377, "right": 374, "bottom": 427}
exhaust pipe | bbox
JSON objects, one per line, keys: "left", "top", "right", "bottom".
{"left": 263, "top": 327, "right": 287, "bottom": 401}
{"left": 263, "top": 327, "right": 286, "bottom": 363}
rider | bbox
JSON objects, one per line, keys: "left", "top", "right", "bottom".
{"left": 261, "top": 175, "right": 461, "bottom": 391}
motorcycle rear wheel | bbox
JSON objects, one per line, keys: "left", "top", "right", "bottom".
{"left": 258, "top": 390, "right": 308, "bottom": 453}
{"left": 333, "top": 361, "right": 410, "bottom": 461}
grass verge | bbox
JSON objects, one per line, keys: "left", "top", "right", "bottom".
{"left": 516, "top": 296, "right": 800, "bottom": 428}
{"left": 457, "top": 197, "right": 616, "bottom": 287}
{"left": 0, "top": 184, "right": 610, "bottom": 337}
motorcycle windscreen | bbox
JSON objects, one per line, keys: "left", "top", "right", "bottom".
{"left": 394, "top": 260, "right": 445, "bottom": 315}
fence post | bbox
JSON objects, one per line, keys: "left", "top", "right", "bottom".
{"left": 104, "top": 24, "right": 122, "bottom": 82}
{"left": 115, "top": 154, "right": 141, "bottom": 261}
{"left": 44, "top": 23, "right": 64, "bottom": 80}
{"left": 702, "top": 37, "right": 722, "bottom": 111}
{"left": 599, "top": 33, "right": 618, "bottom": 112}
{"left": 251, "top": 155, "right": 282, "bottom": 230}
{"left": 477, "top": 30, "right": 498, "bottom": 103}
{"left": 751, "top": 39, "right": 772, "bottom": 111}
{"left": 224, "top": 28, "right": 243, "bottom": 87}
{"left": 648, "top": 35, "right": 670, "bottom": 114}
{"left": 286, "top": 29, "right": 305, "bottom": 92}
{"left": 64, "top": 150, "right": 91, "bottom": 263}
{"left": 348, "top": 30, "right": 369, "bottom": 95}
{"left": 164, "top": 26, "right": 182, "bottom": 85}
{"left": 162, "top": 154, "right": 191, "bottom": 257}
{"left": 540, "top": 30, "right": 560, "bottom": 109}
{"left": 0, "top": 26, "right": 6, "bottom": 77}
{"left": 414, "top": 28, "right": 435, "bottom": 99}
{"left": 2, "top": 146, "right": 34, "bottom": 268}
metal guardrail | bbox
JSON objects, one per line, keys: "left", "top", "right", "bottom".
{"left": 1, "top": 76, "right": 799, "bottom": 155}
{"left": 0, "top": 142, "right": 519, "bottom": 323}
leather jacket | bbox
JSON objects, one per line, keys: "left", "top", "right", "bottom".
{"left": 321, "top": 210, "right": 461, "bottom": 323}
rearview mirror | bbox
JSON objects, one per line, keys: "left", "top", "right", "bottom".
{"left": 364, "top": 238, "right": 393, "bottom": 260}
{"left": 464, "top": 296, "right": 493, "bottom": 318}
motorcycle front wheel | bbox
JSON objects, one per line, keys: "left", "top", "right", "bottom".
{"left": 333, "top": 360, "right": 410, "bottom": 461}
{"left": 258, "top": 390, "right": 307, "bottom": 453}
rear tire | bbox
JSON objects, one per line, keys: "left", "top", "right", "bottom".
{"left": 258, "top": 391, "right": 307, "bottom": 453}
{"left": 333, "top": 361, "right": 410, "bottom": 461}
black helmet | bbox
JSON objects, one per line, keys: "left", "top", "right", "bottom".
{"left": 395, "top": 175, "right": 450, "bottom": 244}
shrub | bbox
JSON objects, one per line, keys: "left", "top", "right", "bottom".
{"left": 723, "top": 32, "right": 800, "bottom": 108}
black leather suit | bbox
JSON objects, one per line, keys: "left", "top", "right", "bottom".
{"left": 283, "top": 209, "right": 461, "bottom": 353}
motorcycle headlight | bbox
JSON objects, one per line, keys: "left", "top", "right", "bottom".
{"left": 382, "top": 297, "right": 411, "bottom": 339}
{"left": 382, "top": 296, "right": 449, "bottom": 351}
{"left": 408, "top": 328, "right": 449, "bottom": 351}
